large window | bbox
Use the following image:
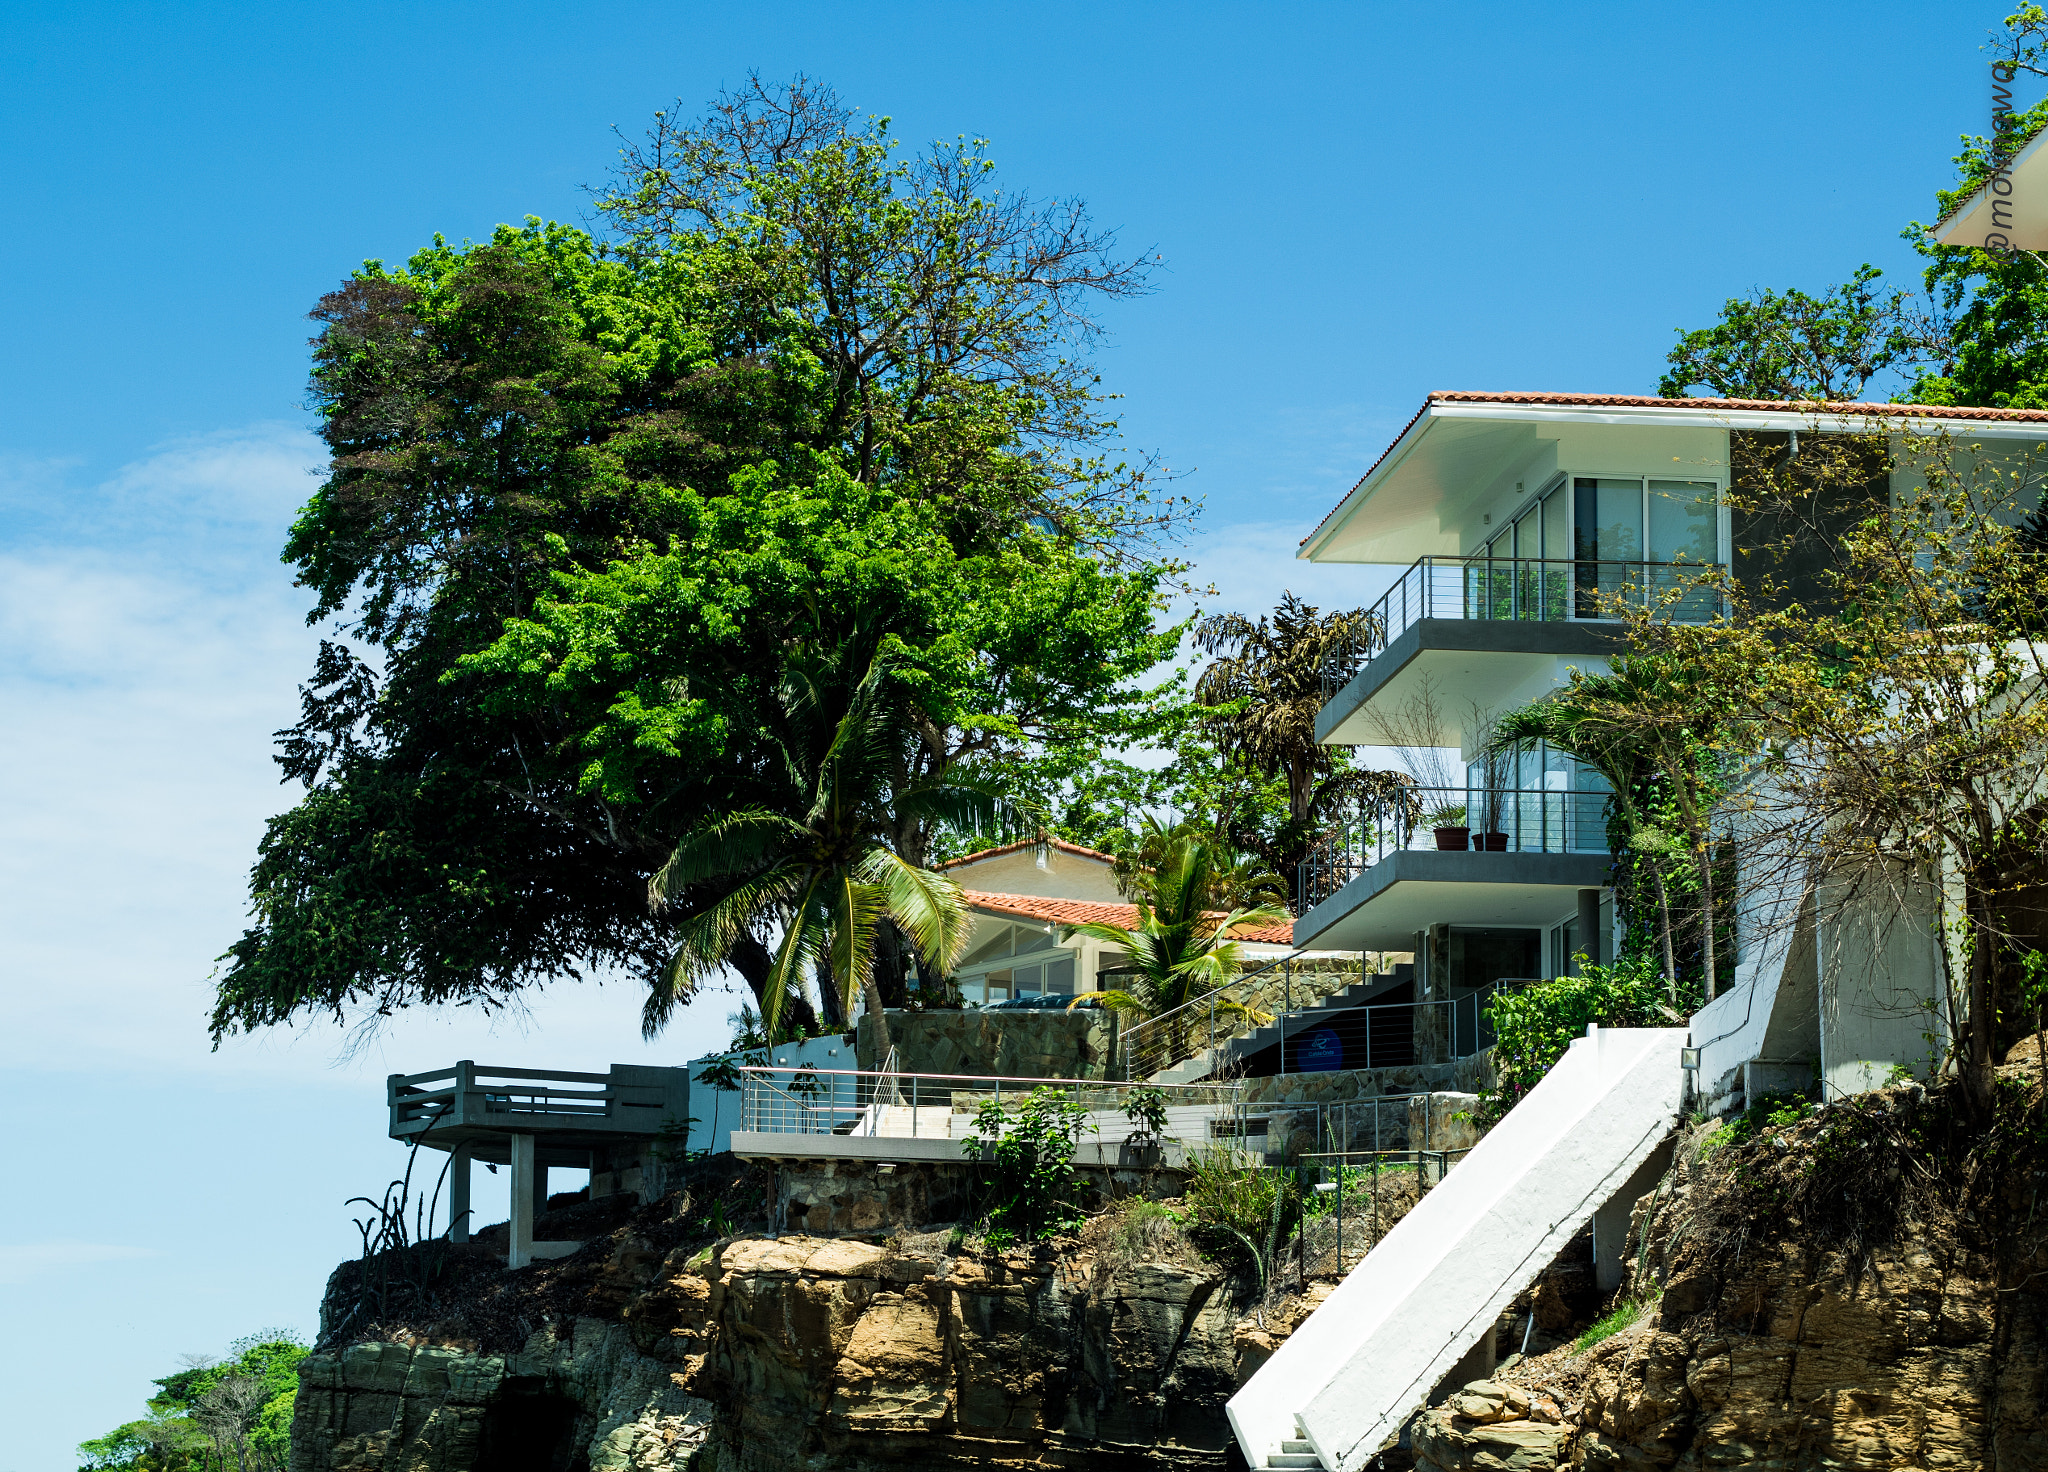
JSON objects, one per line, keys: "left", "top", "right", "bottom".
{"left": 955, "top": 921, "right": 1078, "bottom": 1005}
{"left": 1568, "top": 476, "right": 1720, "bottom": 617}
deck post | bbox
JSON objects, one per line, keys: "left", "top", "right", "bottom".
{"left": 508, "top": 1132, "right": 536, "bottom": 1268}
{"left": 448, "top": 1144, "right": 471, "bottom": 1244}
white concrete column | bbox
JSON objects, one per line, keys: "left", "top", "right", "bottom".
{"left": 448, "top": 1144, "right": 471, "bottom": 1244}
{"left": 508, "top": 1132, "right": 535, "bottom": 1269}
{"left": 1593, "top": 1137, "right": 1674, "bottom": 1293}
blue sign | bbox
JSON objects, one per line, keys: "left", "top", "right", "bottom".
{"left": 1296, "top": 1027, "right": 1344, "bottom": 1072}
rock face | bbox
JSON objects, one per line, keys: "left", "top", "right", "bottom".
{"left": 291, "top": 1319, "right": 714, "bottom": 1472}
{"left": 647, "top": 1235, "right": 1248, "bottom": 1470}
{"left": 1416, "top": 1083, "right": 2048, "bottom": 1472}
{"left": 295, "top": 1232, "right": 1271, "bottom": 1472}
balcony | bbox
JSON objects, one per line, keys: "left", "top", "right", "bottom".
{"left": 1316, "top": 555, "right": 1721, "bottom": 746}
{"left": 1293, "top": 786, "right": 1614, "bottom": 950}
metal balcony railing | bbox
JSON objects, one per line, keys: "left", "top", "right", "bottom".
{"left": 1319, "top": 554, "right": 1725, "bottom": 697}
{"left": 1297, "top": 785, "right": 1610, "bottom": 912}
{"left": 735, "top": 1066, "right": 1246, "bottom": 1153}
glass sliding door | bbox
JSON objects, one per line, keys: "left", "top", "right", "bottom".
{"left": 1648, "top": 479, "right": 1719, "bottom": 619}
{"left": 1573, "top": 477, "right": 1646, "bottom": 615}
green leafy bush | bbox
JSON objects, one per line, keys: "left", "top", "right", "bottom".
{"left": 1176, "top": 1149, "right": 1301, "bottom": 1287}
{"left": 972, "top": 1086, "right": 1096, "bottom": 1243}
{"left": 79, "top": 1331, "right": 307, "bottom": 1471}
{"left": 1477, "top": 956, "right": 1681, "bottom": 1125}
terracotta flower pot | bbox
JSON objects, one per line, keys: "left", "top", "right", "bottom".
{"left": 1433, "top": 826, "right": 1470, "bottom": 851}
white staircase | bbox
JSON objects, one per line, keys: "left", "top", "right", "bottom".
{"left": 1268, "top": 1418, "right": 1327, "bottom": 1468}
{"left": 1228, "top": 1026, "right": 1688, "bottom": 1472}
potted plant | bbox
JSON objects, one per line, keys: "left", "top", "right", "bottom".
{"left": 1426, "top": 802, "right": 1469, "bottom": 851}
{"left": 1473, "top": 721, "right": 1516, "bottom": 851}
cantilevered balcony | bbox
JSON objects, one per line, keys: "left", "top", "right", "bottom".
{"left": 1316, "top": 554, "right": 1721, "bottom": 746}
{"left": 1294, "top": 786, "right": 1614, "bottom": 950}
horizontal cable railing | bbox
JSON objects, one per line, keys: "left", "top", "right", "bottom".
{"left": 1298, "top": 784, "right": 1610, "bottom": 911}
{"left": 1118, "top": 952, "right": 1370, "bottom": 1082}
{"left": 1319, "top": 554, "right": 1725, "bottom": 697}
{"left": 1271, "top": 986, "right": 1529, "bottom": 1073}
{"left": 736, "top": 1066, "right": 1246, "bottom": 1153}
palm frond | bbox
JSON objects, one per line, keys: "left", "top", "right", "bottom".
{"left": 826, "top": 875, "right": 888, "bottom": 1021}
{"left": 859, "top": 848, "right": 975, "bottom": 972}
{"left": 643, "top": 862, "right": 807, "bottom": 1037}
{"left": 759, "top": 874, "right": 830, "bottom": 1042}
{"left": 648, "top": 809, "right": 808, "bottom": 908}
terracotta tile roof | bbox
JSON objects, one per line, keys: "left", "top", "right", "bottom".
{"left": 960, "top": 889, "right": 1295, "bottom": 945}
{"left": 936, "top": 837, "right": 1117, "bottom": 870}
{"left": 1301, "top": 390, "right": 2048, "bottom": 548}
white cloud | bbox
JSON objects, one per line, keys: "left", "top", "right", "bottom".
{"left": 0, "top": 1243, "right": 159, "bottom": 1285}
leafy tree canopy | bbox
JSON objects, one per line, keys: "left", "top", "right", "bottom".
{"left": 214, "top": 77, "right": 1187, "bottom": 1041}
{"left": 79, "top": 1333, "right": 306, "bottom": 1472}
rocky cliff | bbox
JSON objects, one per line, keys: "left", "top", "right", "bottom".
{"left": 1411, "top": 1052, "right": 2048, "bottom": 1472}
{"left": 291, "top": 1183, "right": 1325, "bottom": 1472}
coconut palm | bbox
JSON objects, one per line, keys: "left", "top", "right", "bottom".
{"left": 645, "top": 623, "right": 1028, "bottom": 1052}
{"left": 1194, "top": 593, "right": 1420, "bottom": 879}
{"left": 1065, "top": 831, "right": 1289, "bottom": 1033}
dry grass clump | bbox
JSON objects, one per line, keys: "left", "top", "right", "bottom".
{"left": 1081, "top": 1197, "right": 1201, "bottom": 1275}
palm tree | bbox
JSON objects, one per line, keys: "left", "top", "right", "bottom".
{"left": 1065, "top": 830, "right": 1289, "bottom": 1037}
{"left": 645, "top": 623, "right": 1027, "bottom": 1054}
{"left": 1194, "top": 593, "right": 1419, "bottom": 881}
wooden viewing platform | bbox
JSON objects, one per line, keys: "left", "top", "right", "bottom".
{"left": 386, "top": 1061, "right": 690, "bottom": 1267}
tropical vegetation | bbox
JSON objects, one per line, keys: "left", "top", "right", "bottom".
{"left": 1063, "top": 828, "right": 1288, "bottom": 1028}
{"left": 211, "top": 77, "right": 1187, "bottom": 1041}
{"left": 77, "top": 1334, "right": 306, "bottom": 1472}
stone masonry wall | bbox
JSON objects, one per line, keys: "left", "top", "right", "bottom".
{"left": 857, "top": 1008, "right": 1120, "bottom": 1079}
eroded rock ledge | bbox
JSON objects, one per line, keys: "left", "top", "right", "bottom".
{"left": 294, "top": 1231, "right": 1317, "bottom": 1471}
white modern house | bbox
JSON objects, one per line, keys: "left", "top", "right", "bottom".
{"left": 1294, "top": 391, "right": 2048, "bottom": 1107}
{"left": 1226, "top": 390, "right": 2048, "bottom": 1472}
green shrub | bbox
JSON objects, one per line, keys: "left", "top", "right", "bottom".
{"left": 1572, "top": 1294, "right": 1659, "bottom": 1353}
{"left": 1176, "top": 1149, "right": 1301, "bottom": 1287}
{"left": 972, "top": 1086, "right": 1096, "bottom": 1243}
{"left": 1478, "top": 956, "right": 1683, "bottom": 1125}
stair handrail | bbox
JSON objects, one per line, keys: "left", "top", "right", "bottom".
{"left": 1118, "top": 948, "right": 1372, "bottom": 1080}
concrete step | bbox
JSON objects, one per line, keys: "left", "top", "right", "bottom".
{"left": 1266, "top": 1456, "right": 1323, "bottom": 1469}
{"left": 1281, "top": 1439, "right": 1317, "bottom": 1452}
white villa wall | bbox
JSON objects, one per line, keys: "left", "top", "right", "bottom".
{"left": 941, "top": 845, "right": 1121, "bottom": 902}
{"left": 1817, "top": 864, "right": 1944, "bottom": 1096}
{"left": 1227, "top": 1027, "right": 1688, "bottom": 1472}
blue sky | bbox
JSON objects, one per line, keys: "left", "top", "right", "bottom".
{"left": 0, "top": 2, "right": 2014, "bottom": 1464}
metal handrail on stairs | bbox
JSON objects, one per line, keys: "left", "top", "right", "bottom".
{"left": 1117, "top": 951, "right": 1372, "bottom": 1080}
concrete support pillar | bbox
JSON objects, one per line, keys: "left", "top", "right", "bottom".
{"left": 1414, "top": 924, "right": 1450, "bottom": 1064}
{"left": 448, "top": 1144, "right": 471, "bottom": 1244}
{"left": 530, "top": 1154, "right": 550, "bottom": 1224}
{"left": 1577, "top": 889, "right": 1602, "bottom": 972}
{"left": 1593, "top": 1137, "right": 1674, "bottom": 1293}
{"left": 508, "top": 1132, "right": 536, "bottom": 1269}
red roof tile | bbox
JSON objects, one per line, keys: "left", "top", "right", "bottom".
{"left": 937, "top": 837, "right": 1117, "bottom": 870}
{"left": 1301, "top": 390, "right": 2048, "bottom": 548}
{"left": 960, "top": 889, "right": 1295, "bottom": 945}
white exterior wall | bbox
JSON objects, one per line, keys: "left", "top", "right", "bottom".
{"left": 1816, "top": 864, "right": 1944, "bottom": 1096}
{"left": 1228, "top": 1027, "right": 1688, "bottom": 1472}
{"left": 940, "top": 845, "right": 1122, "bottom": 902}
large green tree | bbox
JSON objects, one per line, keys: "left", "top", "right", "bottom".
{"left": 213, "top": 79, "right": 1184, "bottom": 1042}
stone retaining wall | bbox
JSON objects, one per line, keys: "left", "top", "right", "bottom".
{"left": 856, "top": 1007, "right": 1119, "bottom": 1079}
